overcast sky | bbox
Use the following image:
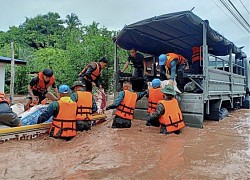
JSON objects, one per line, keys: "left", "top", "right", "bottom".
{"left": 0, "top": 0, "right": 249, "bottom": 56}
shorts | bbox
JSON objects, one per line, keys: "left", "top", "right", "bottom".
{"left": 0, "top": 112, "right": 21, "bottom": 127}
{"left": 76, "top": 120, "right": 91, "bottom": 131}
{"left": 26, "top": 91, "right": 48, "bottom": 103}
{"left": 112, "top": 116, "right": 131, "bottom": 128}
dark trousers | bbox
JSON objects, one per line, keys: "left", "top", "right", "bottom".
{"left": 76, "top": 120, "right": 91, "bottom": 131}
{"left": 82, "top": 79, "right": 93, "bottom": 92}
{"left": 112, "top": 116, "right": 131, "bottom": 128}
{"left": 133, "top": 68, "right": 144, "bottom": 78}
{"left": 192, "top": 61, "right": 203, "bottom": 74}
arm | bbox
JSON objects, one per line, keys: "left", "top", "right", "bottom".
{"left": 106, "top": 91, "right": 124, "bottom": 110}
{"left": 145, "top": 89, "right": 149, "bottom": 98}
{"left": 27, "top": 85, "right": 36, "bottom": 101}
{"left": 137, "top": 90, "right": 147, "bottom": 101}
{"left": 51, "top": 82, "right": 60, "bottom": 99}
{"left": 143, "top": 60, "right": 149, "bottom": 75}
{"left": 28, "top": 77, "right": 38, "bottom": 102}
{"left": 94, "top": 76, "right": 100, "bottom": 87}
{"left": 122, "top": 61, "right": 129, "bottom": 73}
{"left": 149, "top": 103, "right": 165, "bottom": 121}
{"left": 70, "top": 92, "right": 77, "bottom": 102}
{"left": 53, "top": 87, "right": 60, "bottom": 99}
{"left": 37, "top": 102, "right": 59, "bottom": 124}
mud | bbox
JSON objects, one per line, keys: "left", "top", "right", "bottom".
{"left": 0, "top": 97, "right": 249, "bottom": 179}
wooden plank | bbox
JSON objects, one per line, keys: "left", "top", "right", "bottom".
{"left": 0, "top": 114, "right": 107, "bottom": 143}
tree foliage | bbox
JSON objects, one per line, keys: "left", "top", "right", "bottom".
{"left": 0, "top": 12, "right": 128, "bottom": 94}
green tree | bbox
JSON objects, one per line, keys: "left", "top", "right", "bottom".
{"left": 20, "top": 12, "right": 65, "bottom": 49}
{"left": 65, "top": 13, "right": 82, "bottom": 30}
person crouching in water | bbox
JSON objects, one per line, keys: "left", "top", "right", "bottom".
{"left": 149, "top": 85, "right": 185, "bottom": 134}
{"left": 37, "top": 85, "right": 77, "bottom": 140}
{"left": 106, "top": 81, "right": 146, "bottom": 128}
{"left": 70, "top": 81, "right": 97, "bottom": 131}
{"left": 146, "top": 78, "right": 164, "bottom": 127}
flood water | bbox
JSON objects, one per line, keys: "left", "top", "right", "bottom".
{"left": 0, "top": 109, "right": 249, "bottom": 179}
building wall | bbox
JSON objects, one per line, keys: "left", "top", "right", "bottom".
{"left": 0, "top": 63, "right": 5, "bottom": 92}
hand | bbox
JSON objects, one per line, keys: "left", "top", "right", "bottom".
{"left": 169, "top": 80, "right": 175, "bottom": 86}
{"left": 92, "top": 82, "right": 96, "bottom": 87}
{"left": 32, "top": 96, "right": 38, "bottom": 104}
{"left": 97, "top": 107, "right": 102, "bottom": 114}
{"left": 144, "top": 72, "right": 150, "bottom": 76}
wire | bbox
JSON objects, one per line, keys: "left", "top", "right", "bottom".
{"left": 219, "top": 0, "right": 250, "bottom": 33}
{"left": 227, "top": 0, "right": 250, "bottom": 28}
{"left": 238, "top": 0, "right": 250, "bottom": 15}
{"left": 212, "top": 0, "right": 248, "bottom": 34}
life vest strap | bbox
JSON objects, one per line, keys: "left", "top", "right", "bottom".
{"left": 117, "top": 103, "right": 134, "bottom": 117}
{"left": 166, "top": 114, "right": 183, "bottom": 128}
{"left": 148, "top": 101, "right": 157, "bottom": 109}
{"left": 76, "top": 106, "right": 92, "bottom": 115}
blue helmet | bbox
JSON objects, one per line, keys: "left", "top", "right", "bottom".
{"left": 158, "top": 54, "right": 167, "bottom": 66}
{"left": 59, "top": 85, "right": 71, "bottom": 94}
{"left": 152, "top": 78, "right": 161, "bottom": 88}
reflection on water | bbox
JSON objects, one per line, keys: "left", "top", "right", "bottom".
{"left": 0, "top": 109, "right": 249, "bottom": 179}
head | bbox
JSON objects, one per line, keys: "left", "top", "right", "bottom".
{"left": 159, "top": 54, "right": 167, "bottom": 66}
{"left": 58, "top": 84, "right": 71, "bottom": 97}
{"left": 99, "top": 57, "right": 108, "bottom": 69}
{"left": 42, "top": 69, "right": 54, "bottom": 82}
{"left": 123, "top": 81, "right": 132, "bottom": 90}
{"left": 71, "top": 81, "right": 85, "bottom": 91}
{"left": 130, "top": 48, "right": 137, "bottom": 58}
{"left": 152, "top": 78, "right": 161, "bottom": 88}
{"left": 161, "top": 85, "right": 176, "bottom": 99}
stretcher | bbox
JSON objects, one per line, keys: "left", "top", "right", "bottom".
{"left": 0, "top": 113, "right": 107, "bottom": 143}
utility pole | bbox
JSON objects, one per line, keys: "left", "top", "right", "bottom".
{"left": 10, "top": 41, "right": 15, "bottom": 104}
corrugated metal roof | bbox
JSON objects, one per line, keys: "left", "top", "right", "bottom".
{"left": 0, "top": 56, "right": 27, "bottom": 65}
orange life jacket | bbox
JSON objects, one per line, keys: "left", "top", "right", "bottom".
{"left": 76, "top": 91, "right": 93, "bottom": 121}
{"left": 32, "top": 72, "right": 55, "bottom": 93}
{"left": 50, "top": 99, "right": 77, "bottom": 138}
{"left": 81, "top": 62, "right": 101, "bottom": 81}
{"left": 192, "top": 46, "right": 203, "bottom": 63}
{"left": 158, "top": 98, "right": 185, "bottom": 133}
{"left": 0, "top": 92, "right": 9, "bottom": 105}
{"left": 115, "top": 90, "right": 138, "bottom": 120}
{"left": 148, "top": 88, "right": 164, "bottom": 113}
{"left": 166, "top": 53, "right": 187, "bottom": 69}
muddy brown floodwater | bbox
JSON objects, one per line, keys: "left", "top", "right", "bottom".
{"left": 0, "top": 101, "right": 249, "bottom": 179}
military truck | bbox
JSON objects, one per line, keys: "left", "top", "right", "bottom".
{"left": 113, "top": 11, "right": 249, "bottom": 128}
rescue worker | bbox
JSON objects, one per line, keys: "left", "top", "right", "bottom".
{"left": 192, "top": 46, "right": 203, "bottom": 74}
{"left": 159, "top": 53, "right": 189, "bottom": 91}
{"left": 192, "top": 46, "right": 203, "bottom": 93}
{"left": 149, "top": 85, "right": 185, "bottom": 134}
{"left": 37, "top": 85, "right": 77, "bottom": 140}
{"left": 70, "top": 81, "right": 97, "bottom": 131}
{"left": 78, "top": 57, "right": 108, "bottom": 92}
{"left": 24, "top": 69, "right": 60, "bottom": 110}
{"left": 145, "top": 78, "right": 164, "bottom": 127}
{"left": 121, "top": 48, "right": 148, "bottom": 78}
{"left": 106, "top": 81, "right": 147, "bottom": 128}
{"left": 0, "top": 92, "right": 22, "bottom": 127}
